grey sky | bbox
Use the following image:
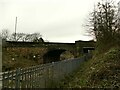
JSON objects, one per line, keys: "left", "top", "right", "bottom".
{"left": 0, "top": 0, "right": 119, "bottom": 42}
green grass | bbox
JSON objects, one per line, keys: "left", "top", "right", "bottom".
{"left": 59, "top": 47, "right": 120, "bottom": 88}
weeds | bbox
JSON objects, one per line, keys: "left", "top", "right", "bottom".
{"left": 59, "top": 47, "right": 120, "bottom": 88}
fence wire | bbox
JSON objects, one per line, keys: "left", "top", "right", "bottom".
{"left": 0, "top": 55, "right": 89, "bottom": 88}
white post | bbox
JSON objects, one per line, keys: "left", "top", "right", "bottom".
{"left": 15, "top": 17, "right": 17, "bottom": 41}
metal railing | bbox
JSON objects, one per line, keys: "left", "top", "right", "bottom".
{"left": 0, "top": 56, "right": 87, "bottom": 88}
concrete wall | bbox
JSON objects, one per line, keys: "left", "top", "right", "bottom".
{"left": 0, "top": 37, "right": 2, "bottom": 88}
{"left": 118, "top": 1, "right": 120, "bottom": 19}
{"left": 0, "top": 37, "right": 2, "bottom": 72}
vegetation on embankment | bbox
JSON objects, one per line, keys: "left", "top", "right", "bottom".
{"left": 58, "top": 0, "right": 118, "bottom": 88}
{"left": 2, "top": 47, "right": 74, "bottom": 72}
{"left": 2, "top": 47, "right": 46, "bottom": 71}
{"left": 59, "top": 47, "right": 120, "bottom": 88}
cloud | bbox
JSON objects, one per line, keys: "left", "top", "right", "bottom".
{"left": 1, "top": 0, "right": 102, "bottom": 42}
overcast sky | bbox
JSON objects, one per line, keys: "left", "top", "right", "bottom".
{"left": 0, "top": 0, "right": 120, "bottom": 43}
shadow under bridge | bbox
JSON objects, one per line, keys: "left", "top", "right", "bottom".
{"left": 43, "top": 49, "right": 66, "bottom": 64}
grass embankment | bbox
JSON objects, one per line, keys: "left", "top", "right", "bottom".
{"left": 3, "top": 57, "right": 39, "bottom": 71}
{"left": 60, "top": 47, "right": 120, "bottom": 88}
{"left": 2, "top": 47, "right": 42, "bottom": 71}
{"left": 2, "top": 47, "right": 74, "bottom": 72}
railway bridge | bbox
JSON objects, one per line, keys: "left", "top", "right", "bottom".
{"left": 2, "top": 39, "right": 95, "bottom": 63}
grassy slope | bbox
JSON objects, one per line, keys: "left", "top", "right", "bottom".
{"left": 2, "top": 48, "right": 74, "bottom": 71}
{"left": 2, "top": 50, "right": 39, "bottom": 71}
{"left": 60, "top": 47, "right": 120, "bottom": 88}
{"left": 3, "top": 57, "right": 39, "bottom": 71}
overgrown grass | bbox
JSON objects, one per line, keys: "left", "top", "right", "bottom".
{"left": 2, "top": 51, "right": 39, "bottom": 71}
{"left": 59, "top": 47, "right": 120, "bottom": 88}
{"left": 2, "top": 57, "right": 39, "bottom": 71}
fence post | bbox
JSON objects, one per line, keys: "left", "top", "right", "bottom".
{"left": 2, "top": 72, "right": 4, "bottom": 88}
{"left": 51, "top": 63, "right": 54, "bottom": 88}
{"left": 15, "top": 68, "right": 21, "bottom": 88}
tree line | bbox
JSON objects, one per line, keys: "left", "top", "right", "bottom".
{"left": 1, "top": 29, "right": 44, "bottom": 42}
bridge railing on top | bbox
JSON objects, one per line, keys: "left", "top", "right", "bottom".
{"left": 0, "top": 55, "right": 91, "bottom": 88}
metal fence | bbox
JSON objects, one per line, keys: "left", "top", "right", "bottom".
{"left": 0, "top": 56, "right": 86, "bottom": 88}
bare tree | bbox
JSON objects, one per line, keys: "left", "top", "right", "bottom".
{"left": 1, "top": 29, "right": 9, "bottom": 40}
{"left": 22, "top": 34, "right": 31, "bottom": 41}
{"left": 89, "top": 0, "right": 117, "bottom": 48}
{"left": 1, "top": 29, "right": 43, "bottom": 42}
{"left": 31, "top": 33, "right": 42, "bottom": 42}
{"left": 9, "top": 33, "right": 26, "bottom": 41}
{"left": 9, "top": 32, "right": 43, "bottom": 42}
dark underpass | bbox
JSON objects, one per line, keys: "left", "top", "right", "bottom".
{"left": 43, "top": 47, "right": 95, "bottom": 64}
{"left": 83, "top": 47, "right": 95, "bottom": 53}
{"left": 43, "top": 49, "right": 66, "bottom": 63}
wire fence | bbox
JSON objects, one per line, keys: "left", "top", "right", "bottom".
{"left": 0, "top": 55, "right": 89, "bottom": 89}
